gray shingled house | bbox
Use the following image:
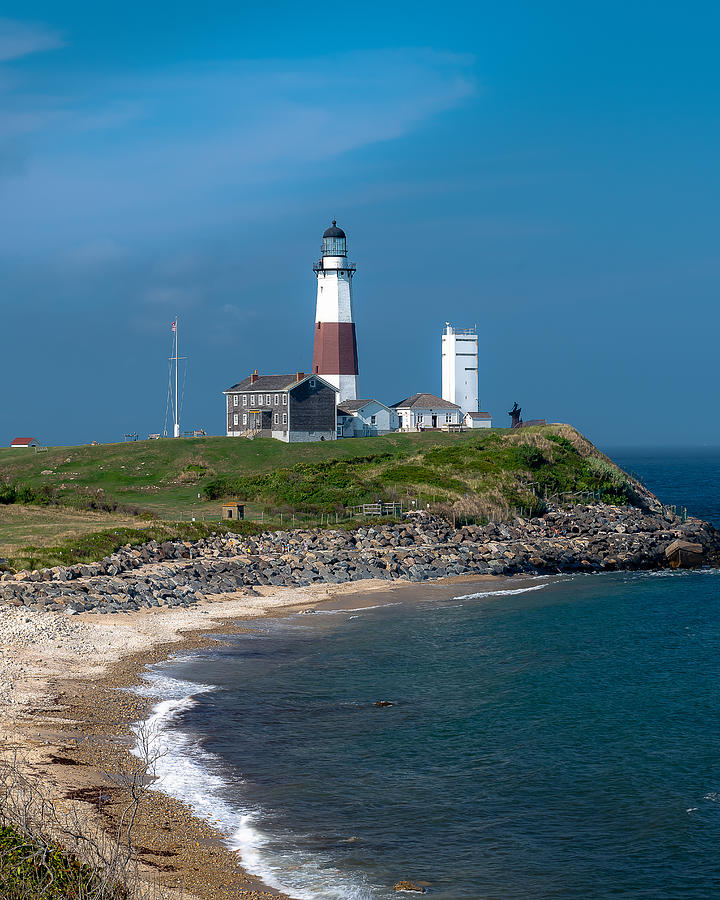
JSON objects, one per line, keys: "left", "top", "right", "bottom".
{"left": 224, "top": 371, "right": 338, "bottom": 442}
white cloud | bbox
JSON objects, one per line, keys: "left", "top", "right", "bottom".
{"left": 0, "top": 18, "right": 64, "bottom": 62}
{"left": 221, "top": 303, "right": 258, "bottom": 322}
{"left": 0, "top": 48, "right": 477, "bottom": 251}
{"left": 141, "top": 285, "right": 202, "bottom": 309}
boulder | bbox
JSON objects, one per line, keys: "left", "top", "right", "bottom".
{"left": 665, "top": 539, "right": 704, "bottom": 568}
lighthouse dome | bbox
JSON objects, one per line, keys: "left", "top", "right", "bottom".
{"left": 323, "top": 220, "right": 346, "bottom": 239}
{"left": 321, "top": 220, "right": 347, "bottom": 257}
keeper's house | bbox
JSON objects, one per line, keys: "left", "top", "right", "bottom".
{"left": 224, "top": 371, "right": 337, "bottom": 442}
{"left": 392, "top": 393, "right": 462, "bottom": 431}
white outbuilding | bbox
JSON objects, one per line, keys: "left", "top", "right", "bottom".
{"left": 336, "top": 399, "right": 399, "bottom": 438}
{"left": 464, "top": 411, "right": 492, "bottom": 429}
{"left": 391, "top": 393, "right": 462, "bottom": 431}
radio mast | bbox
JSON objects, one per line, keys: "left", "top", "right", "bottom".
{"left": 166, "top": 318, "right": 186, "bottom": 437}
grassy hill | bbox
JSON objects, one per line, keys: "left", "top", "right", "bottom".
{"left": 0, "top": 425, "right": 639, "bottom": 570}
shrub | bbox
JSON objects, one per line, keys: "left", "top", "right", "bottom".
{"left": 422, "top": 445, "right": 472, "bottom": 466}
{"left": 516, "top": 445, "right": 547, "bottom": 470}
{"left": 0, "top": 825, "right": 115, "bottom": 900}
{"left": 204, "top": 456, "right": 389, "bottom": 511}
{"left": 379, "top": 465, "right": 467, "bottom": 493}
{"left": 547, "top": 434, "right": 576, "bottom": 453}
{"left": 16, "top": 485, "right": 41, "bottom": 504}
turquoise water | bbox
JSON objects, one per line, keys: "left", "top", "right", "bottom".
{"left": 136, "top": 452, "right": 720, "bottom": 899}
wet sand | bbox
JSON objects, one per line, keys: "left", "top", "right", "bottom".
{"left": 0, "top": 574, "right": 507, "bottom": 899}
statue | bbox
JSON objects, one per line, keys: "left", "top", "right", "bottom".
{"left": 509, "top": 402, "right": 522, "bottom": 428}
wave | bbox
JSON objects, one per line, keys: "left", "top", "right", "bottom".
{"left": 313, "top": 602, "right": 403, "bottom": 615}
{"left": 131, "top": 670, "right": 378, "bottom": 900}
{"left": 454, "top": 583, "right": 549, "bottom": 601}
{"left": 634, "top": 567, "right": 720, "bottom": 580}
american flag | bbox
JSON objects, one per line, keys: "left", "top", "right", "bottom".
{"left": 171, "top": 321, "right": 176, "bottom": 332}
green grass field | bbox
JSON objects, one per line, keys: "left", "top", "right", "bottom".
{"left": 0, "top": 426, "right": 636, "bottom": 570}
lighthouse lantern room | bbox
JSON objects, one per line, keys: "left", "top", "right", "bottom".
{"left": 312, "top": 221, "right": 359, "bottom": 404}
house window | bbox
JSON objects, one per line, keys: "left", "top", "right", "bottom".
{"left": 233, "top": 414, "right": 238, "bottom": 426}
{"left": 274, "top": 394, "right": 279, "bottom": 405}
{"left": 274, "top": 413, "right": 279, "bottom": 425}
{"left": 309, "top": 378, "right": 315, "bottom": 387}
{"left": 371, "top": 415, "right": 377, "bottom": 425}
{"left": 417, "top": 414, "right": 424, "bottom": 424}
{"left": 233, "top": 395, "right": 238, "bottom": 407}
{"left": 283, "top": 394, "right": 287, "bottom": 405}
{"left": 250, "top": 394, "right": 255, "bottom": 405}
{"left": 446, "top": 413, "right": 452, "bottom": 422}
{"left": 242, "top": 395, "right": 247, "bottom": 406}
{"left": 282, "top": 413, "right": 287, "bottom": 425}
{"left": 243, "top": 414, "right": 247, "bottom": 426}
{"left": 266, "top": 394, "right": 271, "bottom": 405}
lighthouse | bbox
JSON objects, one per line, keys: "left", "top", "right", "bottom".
{"left": 312, "top": 221, "right": 358, "bottom": 403}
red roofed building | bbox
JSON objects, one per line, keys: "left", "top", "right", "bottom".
{"left": 10, "top": 438, "right": 39, "bottom": 448}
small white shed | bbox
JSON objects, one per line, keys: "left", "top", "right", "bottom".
{"left": 464, "top": 411, "right": 493, "bottom": 429}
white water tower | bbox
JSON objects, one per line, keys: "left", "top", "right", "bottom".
{"left": 442, "top": 323, "right": 479, "bottom": 415}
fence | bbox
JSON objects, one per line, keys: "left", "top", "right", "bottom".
{"left": 168, "top": 499, "right": 410, "bottom": 529}
{"left": 345, "top": 502, "right": 404, "bottom": 518}
{"left": 664, "top": 504, "right": 688, "bottom": 523}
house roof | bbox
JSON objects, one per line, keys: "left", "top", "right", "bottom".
{"left": 465, "top": 411, "right": 492, "bottom": 419}
{"left": 10, "top": 437, "right": 38, "bottom": 446}
{"left": 391, "top": 393, "right": 460, "bottom": 410}
{"left": 337, "top": 398, "right": 391, "bottom": 413}
{"left": 224, "top": 374, "right": 338, "bottom": 394}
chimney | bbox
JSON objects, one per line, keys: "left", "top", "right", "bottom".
{"left": 250, "top": 369, "right": 258, "bottom": 384}
{"left": 296, "top": 371, "right": 304, "bottom": 382}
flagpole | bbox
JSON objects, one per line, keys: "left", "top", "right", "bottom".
{"left": 174, "top": 316, "right": 180, "bottom": 438}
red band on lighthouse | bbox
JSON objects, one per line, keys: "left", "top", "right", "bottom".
{"left": 313, "top": 322, "right": 358, "bottom": 375}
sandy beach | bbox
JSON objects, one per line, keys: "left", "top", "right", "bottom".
{"left": 0, "top": 574, "right": 500, "bottom": 899}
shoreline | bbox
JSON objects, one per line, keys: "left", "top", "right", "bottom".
{"left": 0, "top": 573, "right": 506, "bottom": 899}
{"left": 2, "top": 499, "right": 718, "bottom": 897}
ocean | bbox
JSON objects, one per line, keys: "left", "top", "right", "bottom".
{"left": 133, "top": 450, "right": 720, "bottom": 899}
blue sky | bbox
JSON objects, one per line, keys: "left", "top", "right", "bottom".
{"left": 1, "top": 1, "right": 718, "bottom": 448}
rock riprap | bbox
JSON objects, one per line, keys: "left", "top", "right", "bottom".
{"left": 0, "top": 505, "right": 718, "bottom": 615}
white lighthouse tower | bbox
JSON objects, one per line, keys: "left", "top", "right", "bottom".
{"left": 312, "top": 221, "right": 358, "bottom": 403}
{"left": 442, "top": 323, "right": 479, "bottom": 415}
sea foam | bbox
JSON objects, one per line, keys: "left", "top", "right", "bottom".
{"left": 454, "top": 583, "right": 549, "bottom": 600}
{"left": 131, "top": 669, "right": 378, "bottom": 900}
